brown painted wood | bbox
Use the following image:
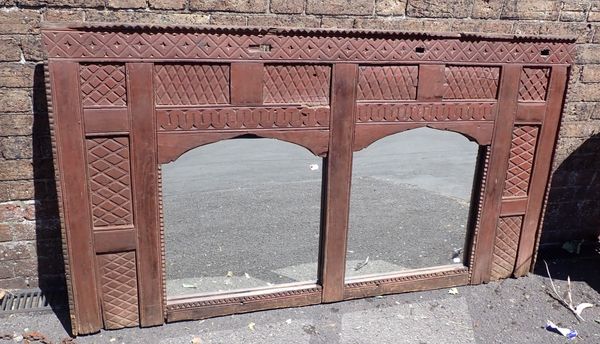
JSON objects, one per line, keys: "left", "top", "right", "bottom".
{"left": 320, "top": 63, "right": 358, "bottom": 302}
{"left": 41, "top": 24, "right": 575, "bottom": 332}
{"left": 514, "top": 66, "right": 569, "bottom": 276}
{"left": 49, "top": 61, "right": 102, "bottom": 334}
{"left": 516, "top": 103, "right": 546, "bottom": 123}
{"left": 157, "top": 130, "right": 330, "bottom": 163}
{"left": 127, "top": 63, "right": 164, "bottom": 327}
{"left": 417, "top": 64, "right": 445, "bottom": 101}
{"left": 344, "top": 265, "right": 469, "bottom": 300}
{"left": 499, "top": 198, "right": 528, "bottom": 216}
{"left": 94, "top": 228, "right": 137, "bottom": 254}
{"left": 166, "top": 283, "right": 321, "bottom": 322}
{"left": 470, "top": 65, "right": 522, "bottom": 284}
{"left": 230, "top": 62, "right": 264, "bottom": 106}
{"left": 84, "top": 108, "right": 129, "bottom": 133}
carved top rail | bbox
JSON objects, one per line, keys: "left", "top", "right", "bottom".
{"left": 43, "top": 23, "right": 575, "bottom": 64}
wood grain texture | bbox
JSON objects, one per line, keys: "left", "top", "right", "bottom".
{"left": 128, "top": 63, "right": 164, "bottom": 327}
{"left": 320, "top": 63, "right": 358, "bottom": 302}
{"left": 49, "top": 61, "right": 102, "bottom": 334}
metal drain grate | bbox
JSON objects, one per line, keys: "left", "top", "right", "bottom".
{"left": 0, "top": 288, "right": 63, "bottom": 314}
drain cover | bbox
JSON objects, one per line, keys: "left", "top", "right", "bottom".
{"left": 0, "top": 288, "right": 64, "bottom": 314}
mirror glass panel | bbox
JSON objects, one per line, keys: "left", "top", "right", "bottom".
{"left": 163, "top": 138, "right": 322, "bottom": 297}
{"left": 346, "top": 128, "right": 479, "bottom": 280}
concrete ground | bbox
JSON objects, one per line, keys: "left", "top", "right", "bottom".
{"left": 1, "top": 256, "right": 599, "bottom": 343}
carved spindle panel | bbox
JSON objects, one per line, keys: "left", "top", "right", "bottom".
{"left": 491, "top": 216, "right": 523, "bottom": 280}
{"left": 263, "top": 64, "right": 331, "bottom": 105}
{"left": 154, "top": 64, "right": 230, "bottom": 105}
{"left": 98, "top": 252, "right": 140, "bottom": 329}
{"left": 503, "top": 126, "right": 539, "bottom": 198}
{"left": 80, "top": 64, "right": 127, "bottom": 107}
{"left": 357, "top": 65, "right": 418, "bottom": 101}
{"left": 86, "top": 137, "right": 133, "bottom": 228}
{"left": 518, "top": 67, "right": 550, "bottom": 101}
{"left": 444, "top": 66, "right": 500, "bottom": 100}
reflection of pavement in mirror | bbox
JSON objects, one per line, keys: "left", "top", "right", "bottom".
{"left": 163, "top": 129, "right": 478, "bottom": 297}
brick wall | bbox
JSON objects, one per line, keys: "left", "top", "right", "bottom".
{"left": 0, "top": 0, "right": 599, "bottom": 289}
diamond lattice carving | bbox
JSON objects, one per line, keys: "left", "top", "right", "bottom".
{"left": 99, "top": 252, "right": 139, "bottom": 329}
{"left": 87, "top": 137, "right": 133, "bottom": 227}
{"left": 263, "top": 64, "right": 331, "bottom": 105}
{"left": 491, "top": 216, "right": 523, "bottom": 280}
{"left": 80, "top": 64, "right": 127, "bottom": 107}
{"left": 444, "top": 66, "right": 500, "bottom": 99}
{"left": 519, "top": 67, "right": 550, "bottom": 101}
{"left": 154, "top": 64, "right": 229, "bottom": 105}
{"left": 357, "top": 65, "right": 418, "bottom": 101}
{"left": 42, "top": 30, "right": 576, "bottom": 64}
{"left": 503, "top": 126, "right": 539, "bottom": 197}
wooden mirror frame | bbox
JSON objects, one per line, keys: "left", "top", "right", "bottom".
{"left": 42, "top": 23, "right": 574, "bottom": 334}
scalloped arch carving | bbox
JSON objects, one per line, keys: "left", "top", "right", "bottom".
{"left": 353, "top": 122, "right": 493, "bottom": 152}
{"left": 157, "top": 130, "right": 329, "bottom": 164}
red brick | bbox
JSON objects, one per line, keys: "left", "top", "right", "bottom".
{"left": 306, "top": 0, "right": 374, "bottom": 15}
{"left": 10, "top": 222, "right": 36, "bottom": 241}
{"left": 354, "top": 17, "right": 453, "bottom": 32}
{"left": 472, "top": 0, "right": 503, "bottom": 19}
{"left": 247, "top": 15, "right": 320, "bottom": 27}
{"left": 0, "top": 89, "right": 31, "bottom": 113}
{"left": 0, "top": 136, "right": 33, "bottom": 160}
{"left": 106, "top": 0, "right": 147, "bottom": 9}
{"left": 0, "top": 180, "right": 35, "bottom": 202}
{"left": 0, "top": 9, "right": 41, "bottom": 34}
{"left": 0, "top": 224, "right": 11, "bottom": 242}
{"left": 321, "top": 17, "right": 355, "bottom": 29}
{"left": 209, "top": 14, "right": 248, "bottom": 26}
{"left": 0, "top": 276, "right": 27, "bottom": 289}
{"left": 0, "top": 242, "right": 34, "bottom": 261}
{"left": 190, "top": 0, "right": 268, "bottom": 13}
{"left": 581, "top": 65, "right": 600, "bottom": 83}
{"left": 560, "top": 11, "right": 587, "bottom": 21}
{"left": 85, "top": 10, "right": 211, "bottom": 25}
{"left": 13, "top": 257, "right": 37, "bottom": 277}
{"left": 501, "top": 0, "right": 560, "bottom": 20}
{"left": 271, "top": 0, "right": 304, "bottom": 14}
{"left": 560, "top": 121, "right": 600, "bottom": 137}
{"left": 43, "top": 9, "right": 85, "bottom": 22}
{"left": 0, "top": 261, "right": 14, "bottom": 279}
{"left": 20, "top": 35, "right": 43, "bottom": 62}
{"left": 16, "top": 0, "right": 103, "bottom": 7}
{"left": 0, "top": 63, "right": 35, "bottom": 88}
{"left": 376, "top": 0, "right": 407, "bottom": 15}
{"left": 0, "top": 38, "right": 21, "bottom": 62}
{"left": 149, "top": 0, "right": 187, "bottom": 10}
{"left": 406, "top": 0, "right": 471, "bottom": 18}
{"left": 0, "top": 114, "right": 33, "bottom": 136}
{"left": 0, "top": 160, "right": 33, "bottom": 181}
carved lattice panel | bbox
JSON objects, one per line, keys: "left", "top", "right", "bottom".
{"left": 491, "top": 216, "right": 523, "bottom": 280}
{"left": 154, "top": 64, "right": 230, "bottom": 105}
{"left": 98, "top": 252, "right": 140, "bottom": 329}
{"left": 519, "top": 67, "right": 550, "bottom": 101}
{"left": 263, "top": 64, "right": 331, "bottom": 105}
{"left": 503, "top": 126, "right": 539, "bottom": 197}
{"left": 444, "top": 66, "right": 500, "bottom": 99}
{"left": 357, "top": 65, "right": 418, "bottom": 101}
{"left": 80, "top": 64, "right": 127, "bottom": 107}
{"left": 86, "top": 137, "right": 133, "bottom": 228}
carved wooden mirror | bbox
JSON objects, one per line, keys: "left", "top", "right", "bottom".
{"left": 42, "top": 23, "right": 574, "bottom": 334}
